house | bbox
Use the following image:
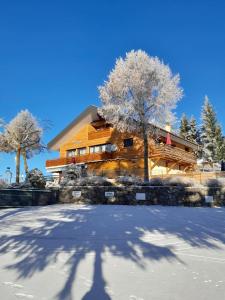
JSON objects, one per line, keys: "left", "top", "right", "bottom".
{"left": 46, "top": 105, "right": 198, "bottom": 178}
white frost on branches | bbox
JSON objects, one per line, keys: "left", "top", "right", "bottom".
{"left": 200, "top": 96, "right": 225, "bottom": 163}
{"left": 3, "top": 110, "right": 43, "bottom": 151}
{"left": 98, "top": 50, "right": 183, "bottom": 180}
{"left": 98, "top": 50, "right": 183, "bottom": 132}
{"left": 0, "top": 110, "right": 45, "bottom": 183}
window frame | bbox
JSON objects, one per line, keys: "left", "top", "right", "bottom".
{"left": 89, "top": 143, "right": 111, "bottom": 154}
{"left": 76, "top": 147, "right": 87, "bottom": 156}
{"left": 67, "top": 149, "right": 76, "bottom": 157}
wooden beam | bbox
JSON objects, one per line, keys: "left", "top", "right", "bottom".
{"left": 151, "top": 158, "right": 161, "bottom": 172}
{"left": 167, "top": 162, "right": 178, "bottom": 174}
{"left": 183, "top": 165, "right": 190, "bottom": 172}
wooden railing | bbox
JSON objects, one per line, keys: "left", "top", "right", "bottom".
{"left": 46, "top": 152, "right": 114, "bottom": 168}
{"left": 46, "top": 157, "right": 75, "bottom": 168}
{"left": 88, "top": 128, "right": 111, "bottom": 140}
{"left": 75, "top": 152, "right": 113, "bottom": 163}
{"left": 151, "top": 145, "right": 196, "bottom": 164}
{"left": 46, "top": 145, "right": 196, "bottom": 168}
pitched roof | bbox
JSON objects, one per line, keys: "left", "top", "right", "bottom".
{"left": 48, "top": 105, "right": 99, "bottom": 150}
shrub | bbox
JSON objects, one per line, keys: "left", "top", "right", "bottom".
{"left": 60, "top": 164, "right": 87, "bottom": 186}
{"left": 46, "top": 181, "right": 60, "bottom": 189}
{"left": 203, "top": 178, "right": 225, "bottom": 187}
{"left": 148, "top": 177, "right": 165, "bottom": 186}
{"left": 164, "top": 176, "right": 198, "bottom": 187}
{"left": 115, "top": 176, "right": 143, "bottom": 186}
{"left": 25, "top": 168, "right": 46, "bottom": 189}
{"left": 61, "top": 175, "right": 112, "bottom": 187}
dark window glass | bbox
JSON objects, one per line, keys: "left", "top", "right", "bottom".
{"left": 123, "top": 138, "right": 133, "bottom": 148}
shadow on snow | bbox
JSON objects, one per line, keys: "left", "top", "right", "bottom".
{"left": 0, "top": 205, "right": 225, "bottom": 299}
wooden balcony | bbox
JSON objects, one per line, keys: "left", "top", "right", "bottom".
{"left": 151, "top": 145, "right": 196, "bottom": 164}
{"left": 46, "top": 157, "right": 75, "bottom": 168}
{"left": 46, "top": 145, "right": 197, "bottom": 169}
{"left": 46, "top": 152, "right": 114, "bottom": 168}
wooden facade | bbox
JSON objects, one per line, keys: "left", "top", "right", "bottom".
{"left": 46, "top": 106, "right": 198, "bottom": 177}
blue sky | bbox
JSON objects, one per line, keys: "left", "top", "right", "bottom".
{"left": 1, "top": 0, "right": 225, "bottom": 179}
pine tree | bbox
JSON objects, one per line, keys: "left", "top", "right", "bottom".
{"left": 215, "top": 125, "right": 225, "bottom": 161}
{"left": 179, "top": 114, "right": 190, "bottom": 140}
{"left": 201, "top": 96, "right": 224, "bottom": 162}
{"left": 189, "top": 116, "right": 199, "bottom": 143}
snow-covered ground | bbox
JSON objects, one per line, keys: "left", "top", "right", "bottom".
{"left": 0, "top": 205, "right": 225, "bottom": 300}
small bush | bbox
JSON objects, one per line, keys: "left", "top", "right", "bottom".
{"left": 62, "top": 176, "right": 112, "bottom": 187}
{"left": 204, "top": 178, "right": 225, "bottom": 187}
{"left": 165, "top": 176, "right": 198, "bottom": 187}
{"left": 46, "top": 181, "right": 60, "bottom": 189}
{"left": 148, "top": 177, "right": 165, "bottom": 186}
{"left": 25, "top": 168, "right": 46, "bottom": 189}
{"left": 115, "top": 176, "right": 143, "bottom": 186}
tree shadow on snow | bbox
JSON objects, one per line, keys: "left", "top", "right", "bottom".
{"left": 0, "top": 205, "right": 225, "bottom": 299}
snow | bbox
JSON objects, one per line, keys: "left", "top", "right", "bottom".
{"left": 0, "top": 205, "right": 225, "bottom": 300}
{"left": 98, "top": 50, "right": 183, "bottom": 132}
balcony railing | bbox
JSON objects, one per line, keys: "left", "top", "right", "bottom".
{"left": 151, "top": 145, "right": 196, "bottom": 164}
{"left": 46, "top": 145, "right": 196, "bottom": 168}
{"left": 46, "top": 157, "right": 75, "bottom": 168}
{"left": 46, "top": 152, "right": 114, "bottom": 168}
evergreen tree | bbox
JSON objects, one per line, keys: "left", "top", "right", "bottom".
{"left": 201, "top": 96, "right": 224, "bottom": 162}
{"left": 179, "top": 114, "right": 190, "bottom": 140}
{"left": 215, "top": 125, "right": 225, "bottom": 161}
{"left": 189, "top": 116, "right": 198, "bottom": 143}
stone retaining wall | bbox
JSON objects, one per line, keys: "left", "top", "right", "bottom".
{"left": 58, "top": 185, "right": 225, "bottom": 206}
{"left": 1, "top": 186, "right": 225, "bottom": 207}
{"left": 0, "top": 189, "right": 59, "bottom": 207}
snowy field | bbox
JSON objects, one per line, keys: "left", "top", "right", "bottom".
{"left": 0, "top": 205, "right": 225, "bottom": 300}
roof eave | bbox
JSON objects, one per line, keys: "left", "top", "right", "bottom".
{"left": 48, "top": 105, "right": 99, "bottom": 150}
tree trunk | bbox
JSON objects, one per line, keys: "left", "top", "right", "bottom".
{"left": 22, "top": 150, "right": 29, "bottom": 175}
{"left": 142, "top": 124, "right": 149, "bottom": 182}
{"left": 16, "top": 146, "right": 21, "bottom": 184}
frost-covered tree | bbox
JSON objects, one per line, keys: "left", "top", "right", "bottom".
{"left": 179, "top": 114, "right": 190, "bottom": 140}
{"left": 200, "top": 96, "right": 224, "bottom": 162}
{"left": 98, "top": 50, "right": 183, "bottom": 181}
{"left": 179, "top": 114, "right": 199, "bottom": 143}
{"left": 189, "top": 116, "right": 200, "bottom": 144}
{"left": 215, "top": 125, "right": 225, "bottom": 161}
{"left": 0, "top": 110, "right": 44, "bottom": 183}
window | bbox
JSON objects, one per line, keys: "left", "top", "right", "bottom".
{"left": 77, "top": 147, "right": 86, "bottom": 156}
{"left": 67, "top": 149, "right": 76, "bottom": 157}
{"left": 123, "top": 138, "right": 133, "bottom": 148}
{"left": 90, "top": 143, "right": 111, "bottom": 153}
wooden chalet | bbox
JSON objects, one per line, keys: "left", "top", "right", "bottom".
{"left": 46, "top": 105, "right": 198, "bottom": 178}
